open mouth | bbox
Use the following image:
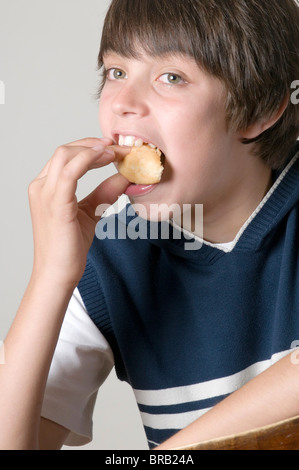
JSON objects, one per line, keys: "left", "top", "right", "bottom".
{"left": 114, "top": 133, "right": 166, "bottom": 189}
{"left": 117, "top": 134, "right": 166, "bottom": 165}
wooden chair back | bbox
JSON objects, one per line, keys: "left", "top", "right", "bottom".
{"left": 174, "top": 415, "right": 299, "bottom": 450}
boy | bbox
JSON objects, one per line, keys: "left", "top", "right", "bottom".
{"left": 0, "top": 0, "right": 299, "bottom": 450}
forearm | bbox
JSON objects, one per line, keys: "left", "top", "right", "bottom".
{"left": 0, "top": 274, "right": 74, "bottom": 449}
{"left": 157, "top": 351, "right": 299, "bottom": 450}
{"left": 0, "top": 138, "right": 127, "bottom": 450}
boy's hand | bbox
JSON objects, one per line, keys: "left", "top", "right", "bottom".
{"left": 28, "top": 137, "right": 129, "bottom": 290}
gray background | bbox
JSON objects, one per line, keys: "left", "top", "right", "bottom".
{"left": 0, "top": 0, "right": 148, "bottom": 450}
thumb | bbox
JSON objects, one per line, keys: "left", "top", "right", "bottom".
{"left": 80, "top": 173, "right": 130, "bottom": 218}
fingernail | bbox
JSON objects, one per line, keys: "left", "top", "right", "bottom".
{"left": 103, "top": 149, "right": 115, "bottom": 156}
{"left": 103, "top": 149, "right": 115, "bottom": 159}
{"left": 101, "top": 137, "right": 113, "bottom": 144}
{"left": 92, "top": 144, "right": 105, "bottom": 151}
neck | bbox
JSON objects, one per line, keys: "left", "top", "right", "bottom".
{"left": 202, "top": 158, "right": 273, "bottom": 244}
{"left": 176, "top": 147, "right": 274, "bottom": 244}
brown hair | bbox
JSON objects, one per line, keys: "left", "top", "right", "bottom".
{"left": 98, "top": 0, "right": 299, "bottom": 169}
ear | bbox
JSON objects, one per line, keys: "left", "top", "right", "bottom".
{"left": 241, "top": 94, "right": 289, "bottom": 140}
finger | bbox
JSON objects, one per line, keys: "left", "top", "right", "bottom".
{"left": 35, "top": 159, "right": 52, "bottom": 180}
{"left": 65, "top": 137, "right": 113, "bottom": 147}
{"left": 35, "top": 143, "right": 95, "bottom": 180}
{"left": 108, "top": 145, "right": 131, "bottom": 162}
{"left": 47, "top": 144, "right": 115, "bottom": 190}
{"left": 46, "top": 136, "right": 114, "bottom": 182}
{"left": 53, "top": 147, "right": 116, "bottom": 204}
{"left": 34, "top": 138, "right": 113, "bottom": 181}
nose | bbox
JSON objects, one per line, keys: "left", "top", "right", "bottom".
{"left": 111, "top": 82, "right": 149, "bottom": 118}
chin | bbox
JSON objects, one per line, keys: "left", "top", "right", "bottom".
{"left": 130, "top": 199, "right": 183, "bottom": 223}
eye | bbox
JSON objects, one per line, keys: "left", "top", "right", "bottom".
{"left": 106, "top": 68, "right": 127, "bottom": 80}
{"left": 158, "top": 73, "right": 186, "bottom": 86}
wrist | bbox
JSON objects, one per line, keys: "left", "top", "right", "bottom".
{"left": 30, "top": 261, "right": 82, "bottom": 295}
{"left": 29, "top": 268, "right": 77, "bottom": 303}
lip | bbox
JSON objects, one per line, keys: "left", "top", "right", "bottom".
{"left": 125, "top": 183, "right": 157, "bottom": 198}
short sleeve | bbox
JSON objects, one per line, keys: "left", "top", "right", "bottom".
{"left": 41, "top": 288, "right": 114, "bottom": 446}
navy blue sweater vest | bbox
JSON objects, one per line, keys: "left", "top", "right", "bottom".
{"left": 78, "top": 144, "right": 299, "bottom": 448}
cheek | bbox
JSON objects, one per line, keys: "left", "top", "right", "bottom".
{"left": 165, "top": 95, "right": 225, "bottom": 147}
{"left": 98, "top": 95, "right": 111, "bottom": 134}
{"left": 174, "top": 104, "right": 228, "bottom": 165}
{"left": 164, "top": 105, "right": 231, "bottom": 188}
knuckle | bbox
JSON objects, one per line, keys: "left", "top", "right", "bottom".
{"left": 73, "top": 148, "right": 92, "bottom": 166}
{"left": 28, "top": 179, "right": 39, "bottom": 198}
{"left": 60, "top": 164, "right": 74, "bottom": 180}
{"left": 28, "top": 180, "right": 47, "bottom": 210}
{"left": 53, "top": 144, "right": 70, "bottom": 163}
{"left": 81, "top": 137, "right": 96, "bottom": 146}
{"left": 55, "top": 144, "right": 69, "bottom": 155}
{"left": 77, "top": 148, "right": 91, "bottom": 161}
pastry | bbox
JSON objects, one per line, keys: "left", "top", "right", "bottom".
{"left": 118, "top": 145, "right": 164, "bottom": 185}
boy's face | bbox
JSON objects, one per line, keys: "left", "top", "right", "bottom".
{"left": 99, "top": 51, "right": 247, "bottom": 217}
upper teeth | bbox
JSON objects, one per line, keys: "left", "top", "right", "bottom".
{"left": 119, "top": 135, "right": 156, "bottom": 149}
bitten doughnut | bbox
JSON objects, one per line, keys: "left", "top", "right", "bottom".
{"left": 118, "top": 145, "right": 164, "bottom": 185}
